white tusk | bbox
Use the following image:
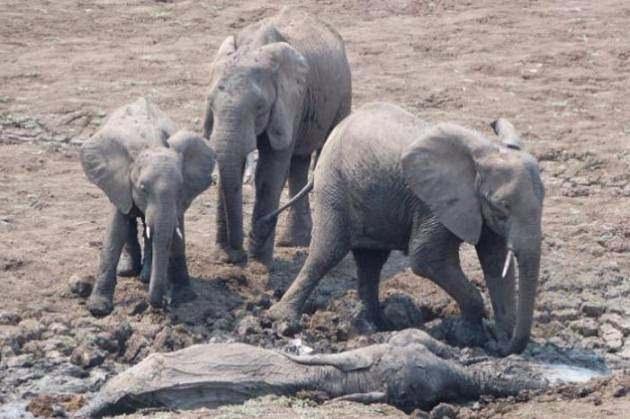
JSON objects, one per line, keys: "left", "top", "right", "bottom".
{"left": 146, "top": 226, "right": 151, "bottom": 240}
{"left": 176, "top": 227, "right": 183, "bottom": 239}
{"left": 502, "top": 249, "right": 514, "bottom": 278}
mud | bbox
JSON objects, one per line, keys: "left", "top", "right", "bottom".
{"left": 1, "top": 0, "right": 629, "bottom": 417}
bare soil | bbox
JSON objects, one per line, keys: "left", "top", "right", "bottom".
{"left": 1, "top": 0, "right": 629, "bottom": 417}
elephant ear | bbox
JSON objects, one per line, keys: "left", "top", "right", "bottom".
{"left": 401, "top": 123, "right": 494, "bottom": 245}
{"left": 258, "top": 42, "right": 308, "bottom": 150}
{"left": 204, "top": 36, "right": 238, "bottom": 139}
{"left": 80, "top": 132, "right": 133, "bottom": 214}
{"left": 167, "top": 130, "right": 216, "bottom": 208}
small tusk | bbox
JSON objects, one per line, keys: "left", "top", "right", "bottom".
{"left": 502, "top": 249, "right": 514, "bottom": 278}
{"left": 146, "top": 226, "right": 151, "bottom": 240}
{"left": 176, "top": 227, "right": 183, "bottom": 239}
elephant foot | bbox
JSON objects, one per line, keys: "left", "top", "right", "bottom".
{"left": 441, "top": 317, "right": 488, "bottom": 348}
{"left": 87, "top": 293, "right": 114, "bottom": 317}
{"left": 171, "top": 284, "right": 197, "bottom": 306}
{"left": 276, "top": 228, "right": 311, "bottom": 248}
{"left": 139, "top": 265, "right": 151, "bottom": 284}
{"left": 117, "top": 253, "right": 141, "bottom": 277}
{"left": 212, "top": 246, "right": 247, "bottom": 265}
{"left": 267, "top": 301, "right": 299, "bottom": 324}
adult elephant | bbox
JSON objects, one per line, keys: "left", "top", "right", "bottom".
{"left": 268, "top": 103, "right": 545, "bottom": 355}
{"left": 81, "top": 98, "right": 215, "bottom": 316}
{"left": 203, "top": 7, "right": 352, "bottom": 266}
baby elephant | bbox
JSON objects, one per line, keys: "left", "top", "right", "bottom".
{"left": 268, "top": 102, "right": 544, "bottom": 355}
{"left": 81, "top": 98, "right": 215, "bottom": 316}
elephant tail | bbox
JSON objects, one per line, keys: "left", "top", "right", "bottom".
{"left": 257, "top": 150, "right": 319, "bottom": 224}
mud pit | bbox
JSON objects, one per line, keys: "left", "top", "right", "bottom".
{"left": 1, "top": 0, "right": 629, "bottom": 417}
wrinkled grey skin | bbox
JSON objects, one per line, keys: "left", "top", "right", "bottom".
{"left": 203, "top": 7, "right": 351, "bottom": 266}
{"left": 81, "top": 98, "right": 215, "bottom": 316}
{"left": 268, "top": 103, "right": 545, "bottom": 355}
{"left": 79, "top": 329, "right": 546, "bottom": 417}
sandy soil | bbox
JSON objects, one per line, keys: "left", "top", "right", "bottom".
{"left": 1, "top": 0, "right": 629, "bottom": 417}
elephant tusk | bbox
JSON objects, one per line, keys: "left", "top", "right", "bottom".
{"left": 146, "top": 226, "right": 151, "bottom": 240}
{"left": 502, "top": 249, "right": 514, "bottom": 278}
{"left": 176, "top": 227, "right": 183, "bottom": 239}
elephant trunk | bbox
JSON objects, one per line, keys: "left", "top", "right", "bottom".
{"left": 146, "top": 204, "right": 177, "bottom": 308}
{"left": 505, "top": 229, "right": 542, "bottom": 354}
{"left": 211, "top": 123, "right": 255, "bottom": 252}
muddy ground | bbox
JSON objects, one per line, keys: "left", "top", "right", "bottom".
{"left": 1, "top": 0, "right": 629, "bottom": 417}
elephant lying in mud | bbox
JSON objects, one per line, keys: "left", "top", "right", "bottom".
{"left": 79, "top": 329, "right": 546, "bottom": 417}
{"left": 203, "top": 6, "right": 352, "bottom": 266}
{"left": 268, "top": 103, "right": 545, "bottom": 355}
{"left": 80, "top": 98, "right": 215, "bottom": 316}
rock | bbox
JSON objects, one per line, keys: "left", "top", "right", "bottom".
{"left": 0, "top": 310, "right": 21, "bottom": 325}
{"left": 255, "top": 294, "right": 272, "bottom": 309}
{"left": 600, "top": 323, "right": 624, "bottom": 353}
{"left": 68, "top": 274, "right": 94, "bottom": 298}
{"left": 94, "top": 332, "right": 120, "bottom": 353}
{"left": 276, "top": 319, "right": 302, "bottom": 337}
{"left": 612, "top": 385, "right": 627, "bottom": 398}
{"left": 4, "top": 353, "right": 35, "bottom": 368}
{"left": 553, "top": 308, "right": 579, "bottom": 322}
{"left": 571, "top": 318, "right": 599, "bottom": 337}
{"left": 601, "top": 313, "right": 630, "bottom": 336}
{"left": 411, "top": 409, "right": 430, "bottom": 418}
{"left": 382, "top": 292, "right": 424, "bottom": 330}
{"left": 430, "top": 403, "right": 458, "bottom": 418}
{"left": 123, "top": 333, "right": 149, "bottom": 363}
{"left": 18, "top": 318, "right": 44, "bottom": 341}
{"left": 110, "top": 320, "right": 133, "bottom": 351}
{"left": 127, "top": 300, "right": 148, "bottom": 316}
{"left": 580, "top": 301, "right": 605, "bottom": 317}
{"left": 48, "top": 322, "right": 70, "bottom": 335}
{"left": 42, "top": 336, "right": 76, "bottom": 356}
{"left": 70, "top": 344, "right": 105, "bottom": 368}
{"left": 237, "top": 315, "right": 262, "bottom": 336}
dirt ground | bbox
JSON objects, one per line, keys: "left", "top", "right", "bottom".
{"left": 1, "top": 0, "right": 629, "bottom": 417}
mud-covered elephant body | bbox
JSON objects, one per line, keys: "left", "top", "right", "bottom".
{"left": 269, "top": 102, "right": 545, "bottom": 355}
{"left": 80, "top": 98, "right": 215, "bottom": 316}
{"left": 203, "top": 6, "right": 352, "bottom": 266}
{"left": 80, "top": 329, "right": 545, "bottom": 417}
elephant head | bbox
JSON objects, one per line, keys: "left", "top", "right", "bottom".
{"left": 80, "top": 129, "right": 215, "bottom": 306}
{"left": 202, "top": 33, "right": 308, "bottom": 252}
{"left": 401, "top": 120, "right": 544, "bottom": 354}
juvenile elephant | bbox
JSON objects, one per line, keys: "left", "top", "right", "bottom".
{"left": 81, "top": 98, "right": 215, "bottom": 316}
{"left": 268, "top": 103, "right": 545, "bottom": 355}
{"left": 203, "top": 7, "right": 352, "bottom": 266}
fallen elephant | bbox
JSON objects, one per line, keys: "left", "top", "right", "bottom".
{"left": 79, "top": 329, "right": 547, "bottom": 417}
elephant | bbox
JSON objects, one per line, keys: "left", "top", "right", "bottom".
{"left": 202, "top": 6, "right": 352, "bottom": 267}
{"left": 267, "top": 102, "right": 545, "bottom": 355}
{"left": 80, "top": 97, "right": 215, "bottom": 316}
{"left": 78, "top": 328, "right": 546, "bottom": 417}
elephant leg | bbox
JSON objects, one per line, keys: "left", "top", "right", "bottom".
{"left": 352, "top": 248, "right": 390, "bottom": 329}
{"left": 476, "top": 225, "right": 516, "bottom": 342}
{"left": 117, "top": 217, "right": 142, "bottom": 277}
{"left": 139, "top": 224, "right": 152, "bottom": 284}
{"left": 169, "top": 216, "right": 196, "bottom": 304}
{"left": 268, "top": 207, "right": 350, "bottom": 322}
{"left": 409, "top": 220, "right": 485, "bottom": 325}
{"left": 277, "top": 153, "right": 312, "bottom": 247}
{"left": 248, "top": 144, "right": 293, "bottom": 266}
{"left": 87, "top": 208, "right": 129, "bottom": 317}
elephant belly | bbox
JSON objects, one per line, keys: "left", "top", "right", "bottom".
{"left": 348, "top": 203, "right": 411, "bottom": 251}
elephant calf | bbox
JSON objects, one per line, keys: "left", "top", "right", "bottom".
{"left": 268, "top": 102, "right": 545, "bottom": 355}
{"left": 80, "top": 97, "right": 215, "bottom": 316}
{"left": 203, "top": 6, "right": 352, "bottom": 266}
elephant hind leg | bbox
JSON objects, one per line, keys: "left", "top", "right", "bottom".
{"left": 409, "top": 219, "right": 485, "bottom": 324}
{"left": 268, "top": 206, "right": 350, "bottom": 322}
{"left": 277, "top": 153, "right": 312, "bottom": 248}
{"left": 117, "top": 217, "right": 142, "bottom": 277}
{"left": 352, "top": 248, "right": 390, "bottom": 329}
